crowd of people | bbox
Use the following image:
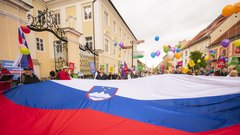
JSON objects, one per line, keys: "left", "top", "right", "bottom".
{"left": 166, "top": 64, "right": 239, "bottom": 77}
{"left": 0, "top": 62, "right": 239, "bottom": 92}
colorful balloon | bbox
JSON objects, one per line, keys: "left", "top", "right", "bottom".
{"left": 119, "top": 42, "right": 124, "bottom": 48}
{"left": 197, "top": 59, "right": 201, "bottom": 63}
{"left": 219, "top": 56, "right": 225, "bottom": 60}
{"left": 156, "top": 50, "right": 161, "bottom": 57}
{"left": 177, "top": 44, "right": 182, "bottom": 49}
{"left": 188, "top": 60, "right": 195, "bottom": 68}
{"left": 114, "top": 42, "right": 118, "bottom": 47}
{"left": 204, "top": 56, "right": 209, "bottom": 61}
{"left": 155, "top": 36, "right": 159, "bottom": 41}
{"left": 175, "top": 52, "right": 182, "bottom": 59}
{"left": 221, "top": 39, "right": 230, "bottom": 47}
{"left": 225, "top": 58, "right": 229, "bottom": 62}
{"left": 176, "top": 48, "right": 181, "bottom": 53}
{"left": 211, "top": 53, "right": 215, "bottom": 57}
{"left": 20, "top": 47, "right": 30, "bottom": 55}
{"left": 170, "top": 47, "right": 175, "bottom": 53}
{"left": 20, "top": 26, "right": 31, "bottom": 34}
{"left": 163, "top": 47, "right": 169, "bottom": 53}
{"left": 182, "top": 66, "right": 189, "bottom": 74}
{"left": 222, "top": 5, "right": 234, "bottom": 17}
{"left": 168, "top": 45, "right": 171, "bottom": 49}
{"left": 233, "top": 2, "right": 240, "bottom": 14}
{"left": 151, "top": 52, "right": 156, "bottom": 58}
{"left": 167, "top": 51, "right": 174, "bottom": 59}
{"left": 233, "top": 39, "right": 240, "bottom": 47}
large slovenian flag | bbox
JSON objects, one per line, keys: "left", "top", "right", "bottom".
{"left": 12, "top": 26, "right": 33, "bottom": 69}
{"left": 0, "top": 75, "right": 240, "bottom": 135}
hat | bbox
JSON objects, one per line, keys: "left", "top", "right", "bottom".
{"left": 24, "top": 66, "right": 33, "bottom": 70}
{"left": 63, "top": 66, "right": 69, "bottom": 69}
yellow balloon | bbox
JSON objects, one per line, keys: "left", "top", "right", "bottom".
{"left": 197, "top": 59, "right": 201, "bottom": 63}
{"left": 182, "top": 67, "right": 189, "bottom": 74}
{"left": 188, "top": 60, "right": 195, "bottom": 68}
{"left": 233, "top": 2, "right": 240, "bottom": 14}
{"left": 204, "top": 56, "right": 209, "bottom": 61}
{"left": 222, "top": 5, "right": 234, "bottom": 17}
{"left": 233, "top": 39, "right": 240, "bottom": 47}
{"left": 20, "top": 47, "right": 30, "bottom": 55}
{"left": 175, "top": 53, "right": 182, "bottom": 59}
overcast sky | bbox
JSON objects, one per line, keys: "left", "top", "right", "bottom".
{"left": 111, "top": 0, "right": 239, "bottom": 67}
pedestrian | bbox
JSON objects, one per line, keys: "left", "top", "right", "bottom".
{"left": 49, "top": 71, "right": 56, "bottom": 80}
{"left": 0, "top": 62, "right": 13, "bottom": 91}
{"left": 219, "top": 67, "right": 228, "bottom": 76}
{"left": 96, "top": 68, "right": 107, "bottom": 80}
{"left": 107, "top": 72, "right": 116, "bottom": 80}
{"left": 17, "top": 66, "right": 40, "bottom": 85}
{"left": 57, "top": 66, "right": 71, "bottom": 80}
{"left": 228, "top": 70, "right": 238, "bottom": 77}
{"left": 174, "top": 65, "right": 182, "bottom": 74}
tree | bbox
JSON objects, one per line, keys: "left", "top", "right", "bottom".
{"left": 188, "top": 51, "right": 207, "bottom": 70}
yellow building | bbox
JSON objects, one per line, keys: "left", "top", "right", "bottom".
{"left": 0, "top": 0, "right": 138, "bottom": 79}
{"left": 181, "top": 13, "right": 240, "bottom": 68}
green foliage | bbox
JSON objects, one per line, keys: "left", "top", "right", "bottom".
{"left": 188, "top": 51, "right": 207, "bottom": 70}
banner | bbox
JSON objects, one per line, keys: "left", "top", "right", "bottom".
{"left": 2, "top": 60, "right": 23, "bottom": 80}
{"left": 89, "top": 62, "right": 96, "bottom": 74}
{"left": 110, "top": 66, "right": 114, "bottom": 73}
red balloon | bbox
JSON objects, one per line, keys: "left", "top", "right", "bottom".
{"left": 21, "top": 26, "right": 31, "bottom": 34}
{"left": 168, "top": 45, "right": 171, "bottom": 49}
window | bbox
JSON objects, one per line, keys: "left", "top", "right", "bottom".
{"left": 118, "top": 48, "right": 122, "bottom": 58}
{"left": 56, "top": 45, "right": 62, "bottom": 53}
{"left": 104, "top": 38, "right": 109, "bottom": 53}
{"left": 106, "top": 64, "right": 109, "bottom": 74}
{"left": 222, "top": 49, "right": 226, "bottom": 57}
{"left": 55, "top": 41, "right": 63, "bottom": 53}
{"left": 85, "top": 36, "right": 93, "bottom": 50}
{"left": 119, "top": 28, "right": 122, "bottom": 38}
{"left": 53, "top": 12, "right": 61, "bottom": 25}
{"left": 113, "top": 21, "right": 116, "bottom": 33}
{"left": 104, "top": 11, "right": 109, "bottom": 26}
{"left": 113, "top": 41, "right": 117, "bottom": 56}
{"left": 185, "top": 59, "right": 187, "bottom": 65}
{"left": 185, "top": 51, "right": 188, "bottom": 56}
{"left": 84, "top": 6, "right": 92, "bottom": 20}
{"left": 36, "top": 38, "right": 44, "bottom": 51}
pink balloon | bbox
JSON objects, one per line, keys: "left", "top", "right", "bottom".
{"left": 156, "top": 50, "right": 161, "bottom": 56}
{"left": 170, "top": 47, "right": 175, "bottom": 53}
{"left": 119, "top": 42, "right": 124, "bottom": 48}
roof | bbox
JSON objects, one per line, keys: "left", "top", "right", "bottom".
{"left": 182, "top": 15, "right": 228, "bottom": 50}
{"left": 209, "top": 20, "right": 240, "bottom": 48}
{"left": 109, "top": 0, "right": 137, "bottom": 40}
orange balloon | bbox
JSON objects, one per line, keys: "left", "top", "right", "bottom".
{"left": 175, "top": 53, "right": 182, "bottom": 59}
{"left": 233, "top": 2, "right": 240, "bottom": 14}
{"left": 222, "top": 5, "right": 234, "bottom": 17}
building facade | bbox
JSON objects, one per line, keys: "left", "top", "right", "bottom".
{"left": 180, "top": 12, "right": 240, "bottom": 69}
{"left": 0, "top": 0, "right": 138, "bottom": 79}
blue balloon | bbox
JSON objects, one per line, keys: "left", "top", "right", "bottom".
{"left": 176, "top": 48, "right": 181, "bottom": 52}
{"left": 155, "top": 36, "right": 159, "bottom": 41}
{"left": 151, "top": 52, "right": 156, "bottom": 58}
{"left": 114, "top": 42, "right": 118, "bottom": 47}
{"left": 225, "top": 58, "right": 228, "bottom": 62}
